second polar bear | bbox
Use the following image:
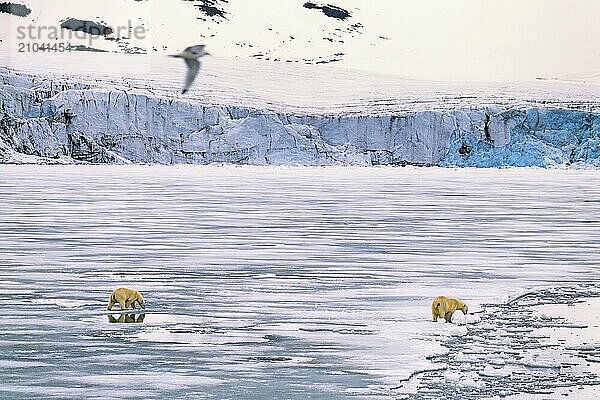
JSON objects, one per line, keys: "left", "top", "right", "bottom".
{"left": 431, "top": 296, "right": 468, "bottom": 323}
{"left": 107, "top": 287, "right": 145, "bottom": 310}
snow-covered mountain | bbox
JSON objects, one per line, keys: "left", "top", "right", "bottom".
{"left": 0, "top": 0, "right": 399, "bottom": 70}
{"left": 1, "top": 0, "right": 598, "bottom": 81}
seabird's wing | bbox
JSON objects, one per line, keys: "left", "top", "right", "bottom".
{"left": 184, "top": 44, "right": 206, "bottom": 55}
{"left": 181, "top": 58, "right": 201, "bottom": 94}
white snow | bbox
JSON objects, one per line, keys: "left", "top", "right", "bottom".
{"left": 0, "top": 0, "right": 598, "bottom": 82}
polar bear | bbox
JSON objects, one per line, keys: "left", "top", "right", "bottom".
{"left": 107, "top": 287, "right": 145, "bottom": 311}
{"left": 431, "top": 296, "right": 468, "bottom": 323}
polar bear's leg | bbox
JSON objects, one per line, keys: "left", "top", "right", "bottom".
{"left": 444, "top": 312, "right": 453, "bottom": 323}
{"left": 119, "top": 300, "right": 127, "bottom": 310}
{"left": 135, "top": 294, "right": 145, "bottom": 309}
{"left": 108, "top": 292, "right": 117, "bottom": 310}
{"left": 432, "top": 298, "right": 442, "bottom": 322}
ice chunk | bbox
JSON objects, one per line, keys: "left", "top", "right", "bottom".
{"left": 448, "top": 325, "right": 468, "bottom": 337}
{"left": 453, "top": 312, "right": 481, "bottom": 325}
{"left": 453, "top": 352, "right": 479, "bottom": 363}
{"left": 480, "top": 365, "right": 511, "bottom": 378}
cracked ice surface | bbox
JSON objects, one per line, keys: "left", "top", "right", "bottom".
{"left": 396, "top": 285, "right": 600, "bottom": 399}
{"left": 1, "top": 52, "right": 599, "bottom": 166}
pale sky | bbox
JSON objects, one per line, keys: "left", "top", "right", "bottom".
{"left": 1, "top": 0, "right": 599, "bottom": 81}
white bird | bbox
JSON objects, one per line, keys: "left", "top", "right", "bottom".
{"left": 169, "top": 45, "right": 211, "bottom": 94}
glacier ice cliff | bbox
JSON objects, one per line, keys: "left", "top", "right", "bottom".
{"left": 1, "top": 68, "right": 599, "bottom": 167}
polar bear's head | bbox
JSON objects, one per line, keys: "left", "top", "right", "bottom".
{"left": 459, "top": 302, "right": 468, "bottom": 315}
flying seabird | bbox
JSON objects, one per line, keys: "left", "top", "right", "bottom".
{"left": 169, "top": 45, "right": 210, "bottom": 94}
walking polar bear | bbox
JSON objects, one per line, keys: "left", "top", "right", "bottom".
{"left": 431, "top": 296, "right": 468, "bottom": 323}
{"left": 107, "top": 287, "right": 145, "bottom": 311}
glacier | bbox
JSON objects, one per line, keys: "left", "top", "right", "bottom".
{"left": 1, "top": 62, "right": 599, "bottom": 167}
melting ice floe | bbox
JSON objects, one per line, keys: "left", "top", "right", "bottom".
{"left": 396, "top": 285, "right": 600, "bottom": 399}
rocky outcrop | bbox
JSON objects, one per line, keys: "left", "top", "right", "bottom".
{"left": 1, "top": 69, "right": 599, "bottom": 167}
